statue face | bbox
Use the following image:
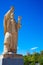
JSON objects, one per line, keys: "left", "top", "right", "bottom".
{"left": 10, "top": 13, "right": 14, "bottom": 19}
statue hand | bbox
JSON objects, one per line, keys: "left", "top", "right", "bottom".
{"left": 18, "top": 16, "right": 22, "bottom": 23}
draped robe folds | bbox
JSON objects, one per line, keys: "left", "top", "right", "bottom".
{"left": 4, "top": 17, "right": 18, "bottom": 53}
{"left": 4, "top": 8, "right": 21, "bottom": 53}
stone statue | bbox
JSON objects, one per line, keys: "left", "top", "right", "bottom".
{"left": 4, "top": 7, "right": 21, "bottom": 54}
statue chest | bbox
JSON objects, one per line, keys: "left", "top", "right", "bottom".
{"left": 7, "top": 20, "right": 17, "bottom": 33}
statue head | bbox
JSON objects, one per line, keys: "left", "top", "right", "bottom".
{"left": 10, "top": 6, "right": 14, "bottom": 19}
{"left": 10, "top": 6, "right": 14, "bottom": 13}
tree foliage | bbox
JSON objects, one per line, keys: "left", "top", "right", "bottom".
{"left": 23, "top": 51, "right": 43, "bottom": 65}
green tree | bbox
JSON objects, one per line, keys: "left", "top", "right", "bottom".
{"left": 23, "top": 51, "right": 43, "bottom": 65}
{"left": 30, "top": 62, "right": 35, "bottom": 65}
{"left": 31, "top": 52, "right": 40, "bottom": 62}
{"left": 40, "top": 51, "right": 43, "bottom": 55}
{"left": 39, "top": 51, "right": 43, "bottom": 65}
{"left": 23, "top": 55, "right": 29, "bottom": 65}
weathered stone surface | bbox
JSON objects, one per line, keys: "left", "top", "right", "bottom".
{"left": 2, "top": 57, "right": 24, "bottom": 65}
{"left": 3, "top": 53, "right": 23, "bottom": 58}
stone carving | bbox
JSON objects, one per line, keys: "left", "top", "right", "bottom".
{"left": 4, "top": 7, "right": 21, "bottom": 53}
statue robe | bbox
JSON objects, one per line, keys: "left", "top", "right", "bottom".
{"left": 4, "top": 18, "right": 18, "bottom": 53}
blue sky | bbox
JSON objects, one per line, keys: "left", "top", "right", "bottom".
{"left": 0, "top": 0, "right": 43, "bottom": 55}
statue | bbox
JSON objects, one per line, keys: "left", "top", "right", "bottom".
{"left": 4, "top": 7, "right": 21, "bottom": 54}
{"left": 1, "top": 6, "right": 24, "bottom": 65}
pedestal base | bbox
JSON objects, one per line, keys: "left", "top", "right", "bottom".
{"left": 2, "top": 54, "right": 24, "bottom": 65}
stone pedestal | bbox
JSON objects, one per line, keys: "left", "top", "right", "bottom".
{"left": 2, "top": 54, "right": 24, "bottom": 65}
